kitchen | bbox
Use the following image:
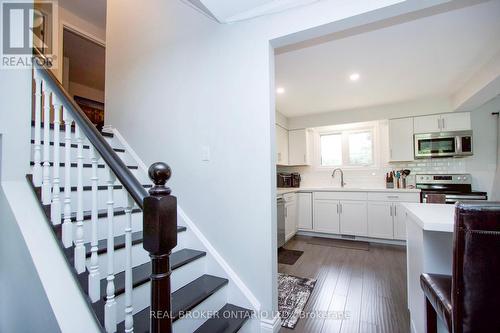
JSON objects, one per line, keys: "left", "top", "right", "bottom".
{"left": 273, "top": 1, "right": 500, "bottom": 332}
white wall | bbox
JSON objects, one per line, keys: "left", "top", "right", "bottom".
{"left": 0, "top": 188, "right": 61, "bottom": 333}
{"left": 105, "top": 0, "right": 461, "bottom": 317}
{"left": 276, "top": 111, "right": 289, "bottom": 129}
{"left": 69, "top": 81, "right": 105, "bottom": 103}
{"left": 288, "top": 97, "right": 453, "bottom": 129}
{"left": 53, "top": 5, "right": 106, "bottom": 82}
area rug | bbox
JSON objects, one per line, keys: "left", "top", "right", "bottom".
{"left": 307, "top": 236, "right": 370, "bottom": 251}
{"left": 278, "top": 273, "right": 316, "bottom": 329}
{"left": 278, "top": 248, "right": 304, "bottom": 265}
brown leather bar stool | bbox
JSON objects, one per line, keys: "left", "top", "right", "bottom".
{"left": 420, "top": 201, "right": 500, "bottom": 333}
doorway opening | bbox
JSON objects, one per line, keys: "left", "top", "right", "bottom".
{"left": 62, "top": 28, "right": 106, "bottom": 130}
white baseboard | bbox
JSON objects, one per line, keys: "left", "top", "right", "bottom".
{"left": 260, "top": 313, "right": 281, "bottom": 333}
{"left": 296, "top": 230, "right": 406, "bottom": 246}
{"left": 177, "top": 208, "right": 261, "bottom": 311}
{"left": 110, "top": 127, "right": 149, "bottom": 173}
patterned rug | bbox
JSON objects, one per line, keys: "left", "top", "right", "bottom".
{"left": 278, "top": 273, "right": 316, "bottom": 329}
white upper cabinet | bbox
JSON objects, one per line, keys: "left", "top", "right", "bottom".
{"left": 414, "top": 112, "right": 471, "bottom": 134}
{"left": 414, "top": 114, "right": 441, "bottom": 133}
{"left": 288, "top": 129, "right": 312, "bottom": 166}
{"left": 389, "top": 117, "right": 415, "bottom": 162}
{"left": 276, "top": 125, "right": 289, "bottom": 165}
{"left": 440, "top": 112, "right": 471, "bottom": 132}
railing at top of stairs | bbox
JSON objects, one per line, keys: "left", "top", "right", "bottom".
{"left": 32, "top": 49, "right": 176, "bottom": 333}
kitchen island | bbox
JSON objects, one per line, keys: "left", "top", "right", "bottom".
{"left": 401, "top": 203, "right": 455, "bottom": 333}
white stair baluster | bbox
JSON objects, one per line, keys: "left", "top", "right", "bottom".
{"left": 42, "top": 86, "right": 52, "bottom": 204}
{"left": 105, "top": 167, "right": 117, "bottom": 333}
{"left": 32, "top": 72, "right": 43, "bottom": 186}
{"left": 50, "top": 95, "right": 62, "bottom": 225}
{"left": 62, "top": 110, "right": 73, "bottom": 248}
{"left": 88, "top": 145, "right": 101, "bottom": 302}
{"left": 74, "top": 124, "right": 86, "bottom": 274}
{"left": 124, "top": 194, "right": 134, "bottom": 333}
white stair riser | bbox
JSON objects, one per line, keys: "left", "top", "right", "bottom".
{"left": 88, "top": 229, "right": 189, "bottom": 276}
{"left": 172, "top": 286, "right": 228, "bottom": 333}
{"left": 87, "top": 244, "right": 150, "bottom": 278}
{"left": 32, "top": 165, "right": 143, "bottom": 186}
{"left": 31, "top": 128, "right": 123, "bottom": 148}
{"left": 112, "top": 256, "right": 207, "bottom": 324}
{"left": 31, "top": 144, "right": 133, "bottom": 166}
{"left": 74, "top": 212, "right": 143, "bottom": 243}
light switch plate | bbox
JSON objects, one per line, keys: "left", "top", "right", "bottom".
{"left": 202, "top": 145, "right": 210, "bottom": 161}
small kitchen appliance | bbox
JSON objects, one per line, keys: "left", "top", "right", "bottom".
{"left": 414, "top": 131, "right": 473, "bottom": 159}
{"left": 277, "top": 173, "right": 292, "bottom": 188}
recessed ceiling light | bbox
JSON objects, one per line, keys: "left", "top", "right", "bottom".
{"left": 276, "top": 87, "right": 285, "bottom": 94}
{"left": 349, "top": 73, "right": 360, "bottom": 81}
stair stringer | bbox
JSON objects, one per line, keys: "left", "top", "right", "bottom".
{"left": 1, "top": 181, "right": 102, "bottom": 333}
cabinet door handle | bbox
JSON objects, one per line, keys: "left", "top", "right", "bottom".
{"left": 438, "top": 118, "right": 442, "bottom": 130}
{"left": 442, "top": 118, "right": 445, "bottom": 130}
{"left": 339, "top": 203, "right": 343, "bottom": 214}
{"left": 390, "top": 205, "right": 393, "bottom": 217}
{"left": 394, "top": 205, "right": 397, "bottom": 217}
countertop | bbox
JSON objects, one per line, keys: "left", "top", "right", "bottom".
{"left": 401, "top": 202, "right": 455, "bottom": 232}
{"left": 277, "top": 187, "right": 421, "bottom": 196}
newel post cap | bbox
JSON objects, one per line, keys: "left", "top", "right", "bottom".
{"left": 148, "top": 162, "right": 172, "bottom": 195}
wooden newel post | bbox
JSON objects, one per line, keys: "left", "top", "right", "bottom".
{"left": 143, "top": 162, "right": 177, "bottom": 333}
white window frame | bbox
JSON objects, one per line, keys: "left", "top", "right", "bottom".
{"left": 316, "top": 125, "right": 377, "bottom": 170}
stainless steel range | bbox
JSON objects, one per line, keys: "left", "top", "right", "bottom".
{"left": 416, "top": 174, "right": 488, "bottom": 204}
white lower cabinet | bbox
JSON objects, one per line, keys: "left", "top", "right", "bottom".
{"left": 367, "top": 202, "right": 394, "bottom": 239}
{"left": 313, "top": 199, "right": 340, "bottom": 234}
{"left": 339, "top": 201, "right": 368, "bottom": 236}
{"left": 393, "top": 203, "right": 407, "bottom": 240}
{"left": 297, "top": 193, "right": 313, "bottom": 230}
{"left": 284, "top": 194, "right": 297, "bottom": 241}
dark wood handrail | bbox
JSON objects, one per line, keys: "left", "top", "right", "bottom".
{"left": 33, "top": 50, "right": 149, "bottom": 208}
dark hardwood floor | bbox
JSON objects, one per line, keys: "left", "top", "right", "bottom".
{"left": 279, "top": 236, "right": 409, "bottom": 333}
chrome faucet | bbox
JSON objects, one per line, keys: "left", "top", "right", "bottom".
{"left": 331, "top": 168, "right": 346, "bottom": 187}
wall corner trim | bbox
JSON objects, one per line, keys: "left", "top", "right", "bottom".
{"left": 260, "top": 313, "right": 282, "bottom": 333}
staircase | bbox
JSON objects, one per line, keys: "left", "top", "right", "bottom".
{"left": 28, "top": 54, "right": 252, "bottom": 333}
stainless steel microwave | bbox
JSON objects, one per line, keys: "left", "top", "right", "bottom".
{"left": 414, "top": 131, "right": 473, "bottom": 159}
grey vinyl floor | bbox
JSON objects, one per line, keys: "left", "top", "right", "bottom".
{"left": 278, "top": 235, "right": 410, "bottom": 333}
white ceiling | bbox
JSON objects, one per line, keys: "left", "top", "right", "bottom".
{"left": 275, "top": 0, "right": 500, "bottom": 117}
{"left": 185, "top": 0, "right": 319, "bottom": 23}
{"left": 59, "top": 0, "right": 106, "bottom": 30}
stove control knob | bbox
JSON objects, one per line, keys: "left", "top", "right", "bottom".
{"left": 462, "top": 176, "right": 468, "bottom": 182}
{"left": 457, "top": 176, "right": 462, "bottom": 181}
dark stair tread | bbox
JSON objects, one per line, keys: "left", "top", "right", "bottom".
{"left": 30, "top": 139, "right": 126, "bottom": 153}
{"left": 32, "top": 121, "right": 114, "bottom": 137}
{"left": 63, "top": 206, "right": 143, "bottom": 223}
{"left": 194, "top": 303, "right": 253, "bottom": 333}
{"left": 116, "top": 275, "right": 229, "bottom": 332}
{"left": 88, "top": 247, "right": 206, "bottom": 325}
{"left": 30, "top": 161, "right": 138, "bottom": 170}
{"left": 68, "top": 226, "right": 188, "bottom": 288}
{"left": 98, "top": 249, "right": 206, "bottom": 300}
{"left": 55, "top": 183, "right": 152, "bottom": 193}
